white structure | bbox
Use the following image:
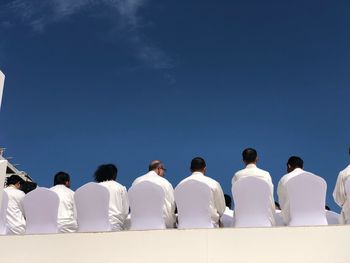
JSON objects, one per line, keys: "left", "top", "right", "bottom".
{"left": 232, "top": 177, "right": 274, "bottom": 227}
{"left": 175, "top": 180, "right": 213, "bottom": 229}
{"left": 128, "top": 181, "right": 166, "bottom": 230}
{"left": 286, "top": 172, "right": 328, "bottom": 226}
{"left": 0, "top": 160, "right": 7, "bottom": 215}
{"left": 1, "top": 226, "right": 350, "bottom": 262}
{"left": 23, "top": 187, "right": 60, "bottom": 234}
{"left": 0, "top": 71, "right": 4, "bottom": 110}
{"left": 75, "top": 182, "right": 111, "bottom": 232}
{"left": 0, "top": 191, "right": 8, "bottom": 234}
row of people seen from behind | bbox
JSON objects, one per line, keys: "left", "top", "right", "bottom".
{"left": 3, "top": 148, "right": 350, "bottom": 234}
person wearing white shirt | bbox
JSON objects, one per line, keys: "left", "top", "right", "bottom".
{"left": 132, "top": 160, "right": 176, "bottom": 228}
{"left": 221, "top": 194, "right": 234, "bottom": 228}
{"left": 94, "top": 164, "right": 129, "bottom": 231}
{"left": 3, "top": 175, "right": 26, "bottom": 235}
{"left": 277, "top": 156, "right": 306, "bottom": 225}
{"left": 232, "top": 148, "right": 275, "bottom": 225}
{"left": 50, "top": 171, "right": 77, "bottom": 233}
{"left": 177, "top": 157, "right": 226, "bottom": 227}
{"left": 333, "top": 161, "right": 350, "bottom": 224}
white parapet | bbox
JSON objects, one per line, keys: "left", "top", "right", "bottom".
{"left": 0, "top": 71, "right": 4, "bottom": 110}
{"left": 0, "top": 225, "right": 350, "bottom": 263}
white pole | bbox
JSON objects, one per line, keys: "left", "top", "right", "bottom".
{"left": 0, "top": 160, "right": 7, "bottom": 209}
{"left": 0, "top": 71, "right": 4, "bottom": 110}
{"left": 0, "top": 71, "right": 6, "bottom": 206}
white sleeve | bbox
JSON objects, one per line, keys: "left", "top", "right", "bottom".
{"left": 215, "top": 182, "right": 226, "bottom": 216}
{"left": 164, "top": 183, "right": 176, "bottom": 228}
{"left": 18, "top": 192, "right": 26, "bottom": 217}
{"left": 122, "top": 186, "right": 130, "bottom": 217}
{"left": 333, "top": 171, "right": 346, "bottom": 207}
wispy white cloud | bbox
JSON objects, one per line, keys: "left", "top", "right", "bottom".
{"left": 0, "top": 0, "right": 173, "bottom": 69}
{"left": 4, "top": 0, "right": 145, "bottom": 30}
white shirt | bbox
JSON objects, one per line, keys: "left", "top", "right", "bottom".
{"left": 277, "top": 168, "right": 305, "bottom": 225}
{"left": 232, "top": 163, "right": 275, "bottom": 225}
{"left": 132, "top": 171, "right": 176, "bottom": 228}
{"left": 333, "top": 165, "right": 350, "bottom": 224}
{"left": 50, "top": 185, "right": 77, "bottom": 233}
{"left": 99, "top": 180, "right": 129, "bottom": 231}
{"left": 4, "top": 186, "right": 26, "bottom": 235}
{"left": 177, "top": 172, "right": 226, "bottom": 227}
{"left": 221, "top": 207, "right": 234, "bottom": 228}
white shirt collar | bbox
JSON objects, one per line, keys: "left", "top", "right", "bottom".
{"left": 191, "top": 171, "right": 205, "bottom": 176}
{"left": 246, "top": 163, "right": 257, "bottom": 169}
{"left": 147, "top": 170, "right": 159, "bottom": 177}
{"left": 291, "top": 167, "right": 303, "bottom": 173}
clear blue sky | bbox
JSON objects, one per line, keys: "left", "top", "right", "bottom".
{"left": 1, "top": 0, "right": 349, "bottom": 212}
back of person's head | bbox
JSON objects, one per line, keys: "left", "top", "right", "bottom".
{"left": 53, "top": 171, "right": 70, "bottom": 186}
{"left": 6, "top": 174, "right": 24, "bottom": 187}
{"left": 224, "top": 194, "right": 232, "bottom": 209}
{"left": 242, "top": 148, "right": 258, "bottom": 164}
{"left": 287, "top": 156, "right": 304, "bottom": 172}
{"left": 275, "top": 201, "right": 281, "bottom": 210}
{"left": 190, "top": 157, "right": 206, "bottom": 172}
{"left": 94, "top": 164, "right": 118, "bottom": 183}
{"left": 148, "top": 160, "right": 162, "bottom": 171}
{"left": 148, "top": 160, "right": 166, "bottom": 177}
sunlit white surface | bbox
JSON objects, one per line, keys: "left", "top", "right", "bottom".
{"left": 1, "top": 226, "right": 350, "bottom": 263}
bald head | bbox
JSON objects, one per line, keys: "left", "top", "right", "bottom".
{"left": 148, "top": 160, "right": 166, "bottom": 177}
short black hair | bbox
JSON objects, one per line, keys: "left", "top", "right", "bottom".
{"left": 6, "top": 175, "right": 24, "bottom": 187}
{"left": 190, "top": 157, "right": 206, "bottom": 172}
{"left": 94, "top": 164, "right": 118, "bottom": 183}
{"left": 224, "top": 194, "right": 232, "bottom": 209}
{"left": 242, "top": 148, "right": 257, "bottom": 164}
{"left": 53, "top": 171, "right": 70, "bottom": 186}
{"left": 148, "top": 161, "right": 161, "bottom": 171}
{"left": 275, "top": 201, "right": 281, "bottom": 210}
{"left": 287, "top": 156, "right": 304, "bottom": 169}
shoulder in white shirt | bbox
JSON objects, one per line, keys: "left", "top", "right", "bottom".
{"left": 132, "top": 171, "right": 176, "bottom": 228}
{"left": 233, "top": 163, "right": 273, "bottom": 186}
{"left": 99, "top": 180, "right": 129, "bottom": 231}
{"left": 50, "top": 184, "right": 77, "bottom": 233}
{"left": 4, "top": 186, "right": 26, "bottom": 235}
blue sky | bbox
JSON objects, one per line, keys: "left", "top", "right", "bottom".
{"left": 0, "top": 0, "right": 349, "bottom": 212}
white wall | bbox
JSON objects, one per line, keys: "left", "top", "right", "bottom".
{"left": 0, "top": 225, "right": 350, "bottom": 263}
{"left": 0, "top": 71, "right": 4, "bottom": 110}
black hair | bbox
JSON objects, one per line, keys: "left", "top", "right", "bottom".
{"left": 190, "top": 157, "right": 206, "bottom": 172}
{"left": 6, "top": 175, "right": 24, "bottom": 187}
{"left": 287, "top": 156, "right": 304, "bottom": 169}
{"left": 94, "top": 164, "right": 118, "bottom": 183}
{"left": 242, "top": 148, "right": 257, "bottom": 164}
{"left": 224, "top": 194, "right": 232, "bottom": 209}
{"left": 275, "top": 201, "right": 281, "bottom": 210}
{"left": 53, "top": 171, "right": 70, "bottom": 186}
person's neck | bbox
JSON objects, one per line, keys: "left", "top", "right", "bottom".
{"left": 245, "top": 162, "right": 256, "bottom": 167}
